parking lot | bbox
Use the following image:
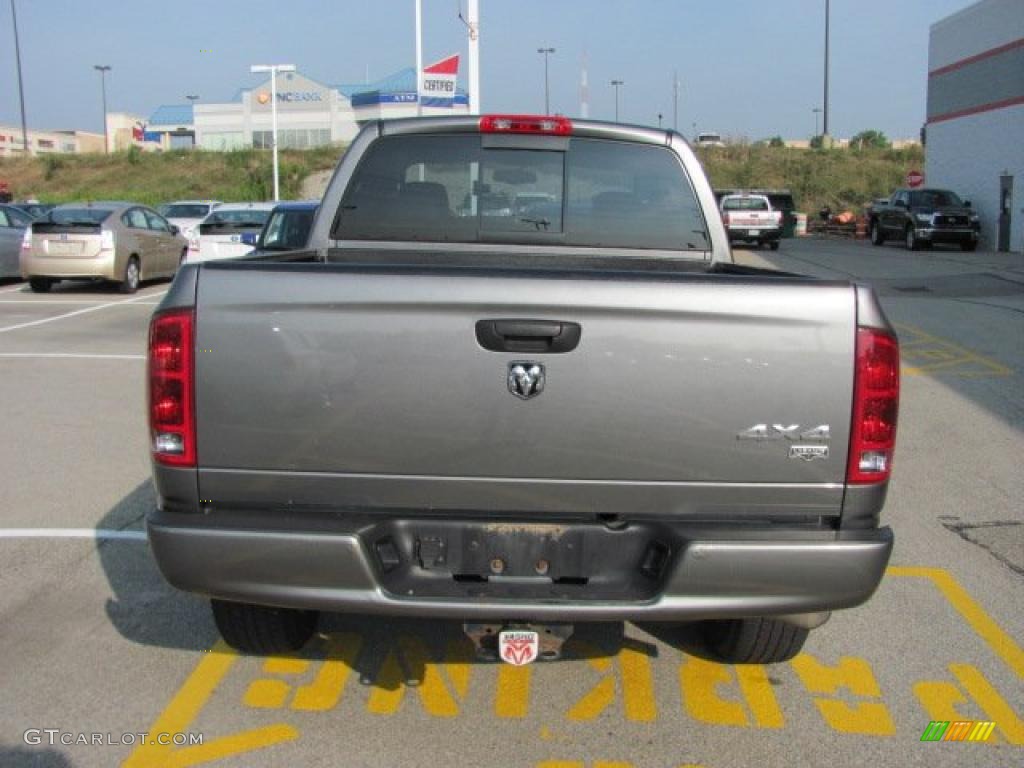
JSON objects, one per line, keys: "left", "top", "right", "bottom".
{"left": 0, "top": 237, "right": 1021, "bottom": 768}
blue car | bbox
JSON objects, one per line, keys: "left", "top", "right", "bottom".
{"left": 248, "top": 200, "right": 319, "bottom": 257}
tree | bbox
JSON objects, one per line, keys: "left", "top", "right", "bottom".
{"left": 849, "top": 129, "right": 890, "bottom": 149}
{"left": 809, "top": 134, "right": 825, "bottom": 149}
{"left": 768, "top": 136, "right": 785, "bottom": 148}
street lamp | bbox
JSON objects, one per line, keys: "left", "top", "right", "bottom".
{"left": 94, "top": 65, "right": 111, "bottom": 154}
{"left": 610, "top": 79, "right": 624, "bottom": 122}
{"left": 11, "top": 0, "right": 28, "bottom": 156}
{"left": 537, "top": 47, "right": 555, "bottom": 115}
{"left": 823, "top": 0, "right": 830, "bottom": 140}
{"left": 186, "top": 94, "right": 200, "bottom": 103}
{"left": 250, "top": 63, "right": 295, "bottom": 201}
{"left": 812, "top": 107, "right": 822, "bottom": 139}
{"left": 657, "top": 113, "right": 663, "bottom": 128}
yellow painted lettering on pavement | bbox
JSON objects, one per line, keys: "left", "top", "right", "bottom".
{"left": 914, "top": 663, "right": 1024, "bottom": 745}
{"left": 565, "top": 640, "right": 656, "bottom": 722}
{"left": 243, "top": 656, "right": 311, "bottom": 709}
{"left": 366, "top": 636, "right": 472, "bottom": 717}
{"left": 790, "top": 654, "right": 895, "bottom": 736}
{"left": 123, "top": 642, "right": 299, "bottom": 767}
{"left": 291, "top": 633, "right": 363, "bottom": 711}
{"left": 495, "top": 662, "right": 531, "bottom": 718}
{"left": 680, "top": 657, "right": 784, "bottom": 729}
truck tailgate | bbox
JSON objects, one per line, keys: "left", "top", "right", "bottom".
{"left": 194, "top": 265, "right": 856, "bottom": 520}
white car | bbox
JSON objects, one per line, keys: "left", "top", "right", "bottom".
{"left": 695, "top": 132, "right": 726, "bottom": 148}
{"left": 191, "top": 202, "right": 275, "bottom": 263}
{"left": 719, "top": 193, "right": 783, "bottom": 250}
{"left": 158, "top": 200, "right": 222, "bottom": 245}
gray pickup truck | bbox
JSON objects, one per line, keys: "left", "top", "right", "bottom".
{"left": 146, "top": 115, "right": 898, "bottom": 665}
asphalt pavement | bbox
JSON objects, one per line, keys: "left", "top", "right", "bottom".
{"left": 0, "top": 238, "right": 1021, "bottom": 768}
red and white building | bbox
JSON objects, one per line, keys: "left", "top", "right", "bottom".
{"left": 926, "top": 0, "right": 1024, "bottom": 253}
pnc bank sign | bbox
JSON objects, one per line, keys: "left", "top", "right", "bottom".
{"left": 256, "top": 91, "right": 324, "bottom": 105}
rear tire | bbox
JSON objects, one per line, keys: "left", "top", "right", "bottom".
{"left": 870, "top": 220, "right": 884, "bottom": 245}
{"left": 769, "top": 240, "right": 780, "bottom": 251}
{"left": 119, "top": 256, "right": 140, "bottom": 294}
{"left": 961, "top": 240, "right": 977, "bottom": 252}
{"left": 28, "top": 277, "right": 54, "bottom": 293}
{"left": 904, "top": 225, "right": 920, "bottom": 251}
{"left": 211, "top": 600, "right": 318, "bottom": 655}
{"left": 702, "top": 617, "right": 809, "bottom": 664}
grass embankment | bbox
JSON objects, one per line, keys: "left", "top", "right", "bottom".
{"left": 0, "top": 143, "right": 924, "bottom": 215}
{"left": 0, "top": 145, "right": 343, "bottom": 206}
{"left": 696, "top": 144, "right": 925, "bottom": 215}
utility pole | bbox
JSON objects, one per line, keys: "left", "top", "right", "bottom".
{"left": 415, "top": 0, "right": 423, "bottom": 116}
{"left": 94, "top": 65, "right": 111, "bottom": 154}
{"left": 467, "top": 0, "right": 480, "bottom": 114}
{"left": 537, "top": 47, "right": 555, "bottom": 114}
{"left": 250, "top": 64, "right": 295, "bottom": 201}
{"left": 610, "top": 79, "right": 624, "bottom": 122}
{"left": 11, "top": 0, "right": 29, "bottom": 156}
{"left": 672, "top": 70, "right": 679, "bottom": 131}
{"left": 812, "top": 107, "right": 822, "bottom": 139}
{"left": 823, "top": 0, "right": 830, "bottom": 141}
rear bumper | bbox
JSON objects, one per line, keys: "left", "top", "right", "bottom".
{"left": 21, "top": 250, "right": 117, "bottom": 280}
{"left": 726, "top": 227, "right": 781, "bottom": 242}
{"left": 147, "top": 512, "right": 893, "bottom": 622}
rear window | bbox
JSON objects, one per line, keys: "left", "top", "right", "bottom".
{"left": 722, "top": 197, "right": 769, "bottom": 211}
{"left": 41, "top": 208, "right": 112, "bottom": 225}
{"left": 334, "top": 135, "right": 709, "bottom": 251}
{"left": 200, "top": 209, "right": 270, "bottom": 231}
{"left": 160, "top": 203, "right": 212, "bottom": 219}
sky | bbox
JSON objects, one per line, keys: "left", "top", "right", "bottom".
{"left": 3, "top": 0, "right": 977, "bottom": 141}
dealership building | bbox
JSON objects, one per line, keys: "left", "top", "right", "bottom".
{"left": 926, "top": 0, "right": 1023, "bottom": 253}
{"left": 142, "top": 66, "right": 468, "bottom": 152}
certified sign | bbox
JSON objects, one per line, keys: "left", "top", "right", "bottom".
{"left": 420, "top": 54, "right": 460, "bottom": 107}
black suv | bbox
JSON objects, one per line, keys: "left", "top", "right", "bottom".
{"left": 869, "top": 188, "right": 980, "bottom": 251}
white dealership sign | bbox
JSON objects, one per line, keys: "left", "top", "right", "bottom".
{"left": 420, "top": 54, "right": 459, "bottom": 107}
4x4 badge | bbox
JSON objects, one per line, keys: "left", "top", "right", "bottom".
{"left": 508, "top": 362, "right": 545, "bottom": 400}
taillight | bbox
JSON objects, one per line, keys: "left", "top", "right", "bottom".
{"left": 100, "top": 229, "right": 115, "bottom": 251}
{"left": 148, "top": 309, "right": 195, "bottom": 466}
{"left": 847, "top": 328, "right": 899, "bottom": 484}
{"left": 722, "top": 212, "right": 731, "bottom": 225}
{"left": 479, "top": 114, "right": 573, "bottom": 135}
{"left": 21, "top": 228, "right": 31, "bottom": 252}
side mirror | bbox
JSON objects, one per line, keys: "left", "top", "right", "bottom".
{"left": 894, "top": 199, "right": 907, "bottom": 209}
{"left": 964, "top": 200, "right": 972, "bottom": 208}
{"left": 170, "top": 225, "right": 180, "bottom": 235}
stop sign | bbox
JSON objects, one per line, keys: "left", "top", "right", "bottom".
{"left": 907, "top": 170, "right": 924, "bottom": 188}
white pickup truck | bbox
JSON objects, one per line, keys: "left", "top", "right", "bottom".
{"left": 720, "top": 193, "right": 783, "bottom": 250}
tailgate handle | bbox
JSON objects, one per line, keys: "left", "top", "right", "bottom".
{"left": 476, "top": 319, "right": 581, "bottom": 353}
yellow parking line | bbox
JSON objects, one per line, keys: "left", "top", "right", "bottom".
{"left": 894, "top": 323, "right": 1012, "bottom": 377}
{"left": 886, "top": 567, "right": 1024, "bottom": 679}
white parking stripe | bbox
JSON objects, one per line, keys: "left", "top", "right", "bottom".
{"left": 0, "top": 353, "right": 145, "bottom": 360}
{"left": 0, "top": 299, "right": 125, "bottom": 305}
{"left": 0, "top": 528, "right": 147, "bottom": 541}
{"left": 0, "top": 291, "right": 165, "bottom": 334}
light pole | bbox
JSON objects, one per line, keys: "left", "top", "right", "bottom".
{"left": 11, "top": 0, "right": 28, "bottom": 156}
{"left": 94, "top": 65, "right": 111, "bottom": 154}
{"left": 823, "top": 0, "right": 830, "bottom": 141}
{"left": 812, "top": 107, "right": 822, "bottom": 139}
{"left": 250, "top": 63, "right": 295, "bottom": 201}
{"left": 610, "top": 79, "right": 624, "bottom": 121}
{"left": 537, "top": 47, "right": 555, "bottom": 114}
{"left": 657, "top": 113, "right": 663, "bottom": 128}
